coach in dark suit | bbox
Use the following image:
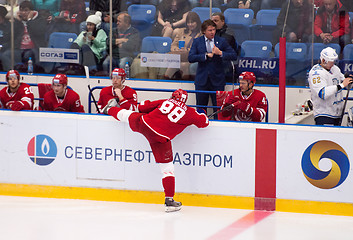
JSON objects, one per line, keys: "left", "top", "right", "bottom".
{"left": 188, "top": 19, "right": 237, "bottom": 115}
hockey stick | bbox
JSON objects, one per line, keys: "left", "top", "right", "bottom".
{"left": 85, "top": 66, "right": 100, "bottom": 113}
{"left": 339, "top": 84, "right": 351, "bottom": 126}
{"left": 339, "top": 73, "right": 353, "bottom": 126}
{"left": 207, "top": 104, "right": 233, "bottom": 118}
{"left": 230, "top": 61, "right": 236, "bottom": 120}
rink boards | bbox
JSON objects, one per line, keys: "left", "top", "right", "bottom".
{"left": 0, "top": 110, "right": 353, "bottom": 216}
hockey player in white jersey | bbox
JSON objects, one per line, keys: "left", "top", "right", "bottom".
{"left": 308, "top": 47, "right": 353, "bottom": 126}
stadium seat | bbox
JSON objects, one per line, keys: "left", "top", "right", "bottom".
{"left": 255, "top": 9, "right": 280, "bottom": 25}
{"left": 342, "top": 44, "right": 353, "bottom": 60}
{"left": 191, "top": 7, "right": 221, "bottom": 22}
{"left": 85, "top": 1, "right": 89, "bottom": 15}
{"left": 240, "top": 40, "right": 272, "bottom": 58}
{"left": 230, "top": 24, "right": 250, "bottom": 45}
{"left": 128, "top": 4, "right": 156, "bottom": 39}
{"left": 275, "top": 42, "right": 307, "bottom": 60}
{"left": 48, "top": 32, "right": 77, "bottom": 48}
{"left": 223, "top": 9, "right": 253, "bottom": 45}
{"left": 275, "top": 42, "right": 309, "bottom": 84}
{"left": 349, "top": 12, "right": 353, "bottom": 25}
{"left": 307, "top": 43, "right": 341, "bottom": 62}
{"left": 250, "top": 9, "right": 279, "bottom": 41}
{"left": 224, "top": 8, "right": 254, "bottom": 27}
{"left": 141, "top": 36, "right": 172, "bottom": 53}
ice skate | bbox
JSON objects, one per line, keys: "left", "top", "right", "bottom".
{"left": 102, "top": 98, "right": 119, "bottom": 115}
{"left": 165, "top": 198, "right": 182, "bottom": 213}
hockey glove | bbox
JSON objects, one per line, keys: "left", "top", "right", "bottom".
{"left": 224, "top": 94, "right": 239, "bottom": 106}
{"left": 237, "top": 101, "right": 252, "bottom": 116}
{"left": 196, "top": 108, "right": 207, "bottom": 115}
{"left": 11, "top": 101, "right": 25, "bottom": 111}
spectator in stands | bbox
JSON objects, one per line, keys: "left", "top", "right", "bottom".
{"left": 273, "top": 0, "right": 313, "bottom": 45}
{"left": 220, "top": 71, "right": 267, "bottom": 122}
{"left": 0, "top": 70, "right": 34, "bottom": 111}
{"left": 0, "top": 6, "right": 10, "bottom": 61}
{"left": 340, "top": 0, "right": 353, "bottom": 12}
{"left": 97, "top": 68, "right": 138, "bottom": 113}
{"left": 199, "top": 0, "right": 261, "bottom": 13}
{"left": 72, "top": 11, "right": 107, "bottom": 72}
{"left": 211, "top": 12, "right": 238, "bottom": 52}
{"left": 101, "top": 89, "right": 209, "bottom": 213}
{"left": 88, "top": 0, "right": 127, "bottom": 33}
{"left": 314, "top": 0, "right": 350, "bottom": 49}
{"left": 42, "top": 73, "right": 85, "bottom": 112}
{"left": 102, "top": 12, "right": 140, "bottom": 73}
{"left": 308, "top": 47, "right": 353, "bottom": 126}
{"left": 53, "top": 0, "right": 87, "bottom": 34}
{"left": 261, "top": 0, "right": 283, "bottom": 9}
{"left": 152, "top": 0, "right": 191, "bottom": 38}
{"left": 0, "top": 0, "right": 24, "bottom": 19}
{"left": 212, "top": 12, "right": 238, "bottom": 82}
{"left": 188, "top": 19, "right": 237, "bottom": 115}
{"left": 31, "top": 0, "right": 61, "bottom": 17}
{"left": 0, "top": 1, "right": 47, "bottom": 72}
{"left": 164, "top": 11, "right": 202, "bottom": 80}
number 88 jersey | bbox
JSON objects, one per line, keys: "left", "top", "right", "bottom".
{"left": 139, "top": 99, "right": 209, "bottom": 140}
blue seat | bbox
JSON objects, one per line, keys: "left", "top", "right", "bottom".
{"left": 128, "top": 4, "right": 156, "bottom": 39}
{"left": 85, "top": 1, "right": 90, "bottom": 15}
{"left": 250, "top": 9, "right": 279, "bottom": 41}
{"left": 255, "top": 9, "right": 280, "bottom": 25}
{"left": 275, "top": 42, "right": 307, "bottom": 60}
{"left": 141, "top": 36, "right": 172, "bottom": 53}
{"left": 349, "top": 12, "right": 353, "bottom": 25}
{"left": 240, "top": 40, "right": 272, "bottom": 58}
{"left": 224, "top": 8, "right": 254, "bottom": 27}
{"left": 307, "top": 43, "right": 341, "bottom": 62}
{"left": 48, "top": 32, "right": 77, "bottom": 48}
{"left": 343, "top": 44, "right": 353, "bottom": 60}
{"left": 275, "top": 42, "right": 309, "bottom": 84}
{"left": 229, "top": 24, "right": 250, "bottom": 45}
{"left": 191, "top": 7, "right": 221, "bottom": 22}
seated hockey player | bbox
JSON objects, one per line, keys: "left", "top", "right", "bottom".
{"left": 97, "top": 68, "right": 137, "bottom": 113}
{"left": 0, "top": 70, "right": 34, "bottom": 111}
{"left": 102, "top": 89, "right": 209, "bottom": 212}
{"left": 221, "top": 71, "right": 267, "bottom": 122}
{"left": 42, "top": 73, "right": 85, "bottom": 112}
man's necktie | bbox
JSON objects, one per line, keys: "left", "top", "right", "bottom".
{"left": 206, "top": 39, "right": 212, "bottom": 53}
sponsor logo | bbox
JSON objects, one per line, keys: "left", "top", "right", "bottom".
{"left": 27, "top": 135, "right": 57, "bottom": 166}
{"left": 301, "top": 140, "right": 350, "bottom": 189}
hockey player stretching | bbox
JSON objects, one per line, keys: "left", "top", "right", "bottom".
{"left": 0, "top": 70, "right": 34, "bottom": 111}
{"left": 103, "top": 89, "right": 209, "bottom": 212}
{"left": 221, "top": 71, "right": 267, "bottom": 122}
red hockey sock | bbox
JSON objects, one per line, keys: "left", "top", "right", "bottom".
{"left": 162, "top": 176, "right": 175, "bottom": 198}
{"left": 108, "top": 107, "right": 122, "bottom": 121}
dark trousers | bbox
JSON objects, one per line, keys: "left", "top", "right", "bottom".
{"left": 315, "top": 116, "right": 341, "bottom": 126}
{"left": 195, "top": 78, "right": 224, "bottom": 118}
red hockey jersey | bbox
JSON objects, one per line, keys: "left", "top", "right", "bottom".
{"left": 221, "top": 89, "right": 267, "bottom": 122}
{"left": 139, "top": 99, "right": 209, "bottom": 140}
{"left": 43, "top": 89, "right": 84, "bottom": 112}
{"left": 0, "top": 82, "right": 34, "bottom": 110}
{"left": 98, "top": 85, "right": 137, "bottom": 112}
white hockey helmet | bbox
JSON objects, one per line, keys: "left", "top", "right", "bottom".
{"left": 320, "top": 47, "right": 338, "bottom": 63}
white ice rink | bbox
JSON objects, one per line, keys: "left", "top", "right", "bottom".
{"left": 0, "top": 196, "right": 353, "bottom": 240}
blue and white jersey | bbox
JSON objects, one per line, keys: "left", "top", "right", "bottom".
{"left": 308, "top": 64, "right": 344, "bottom": 118}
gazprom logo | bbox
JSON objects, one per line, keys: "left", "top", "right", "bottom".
{"left": 301, "top": 140, "right": 350, "bottom": 189}
{"left": 27, "top": 135, "right": 57, "bottom": 166}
